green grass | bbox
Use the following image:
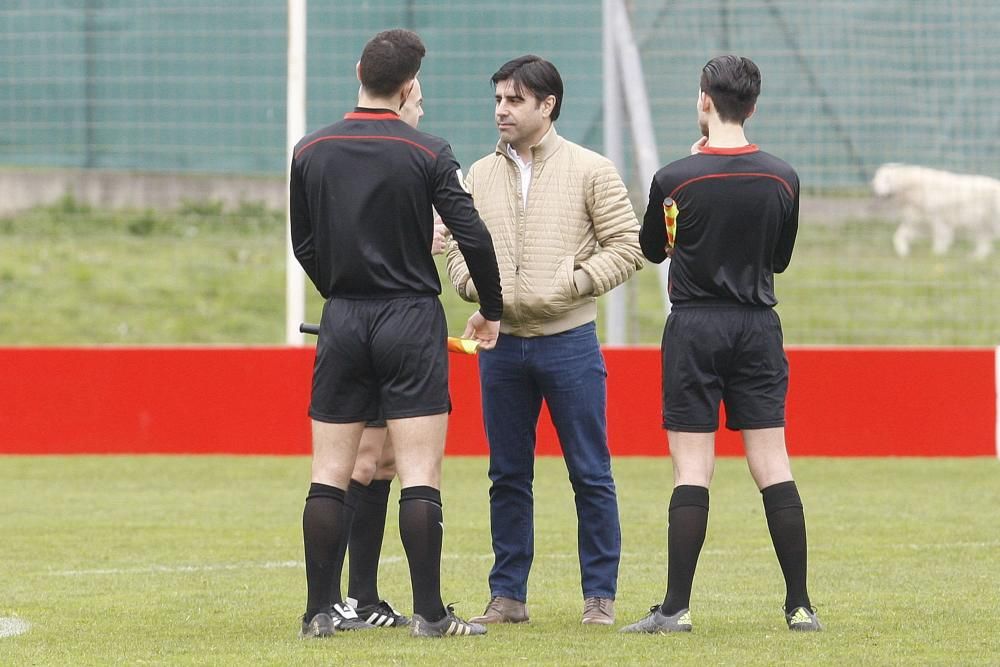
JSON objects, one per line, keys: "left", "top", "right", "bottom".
{"left": 0, "top": 197, "right": 290, "bottom": 345}
{"left": 779, "top": 217, "right": 1000, "bottom": 346}
{"left": 1, "top": 196, "right": 998, "bottom": 345}
{"left": 1, "top": 456, "right": 998, "bottom": 665}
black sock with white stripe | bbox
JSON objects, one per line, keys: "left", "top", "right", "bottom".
{"left": 399, "top": 485, "right": 446, "bottom": 622}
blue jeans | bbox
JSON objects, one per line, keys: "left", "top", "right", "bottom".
{"left": 478, "top": 322, "right": 621, "bottom": 601}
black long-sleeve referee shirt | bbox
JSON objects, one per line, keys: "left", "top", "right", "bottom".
{"left": 290, "top": 108, "right": 502, "bottom": 321}
{"left": 640, "top": 144, "right": 799, "bottom": 307}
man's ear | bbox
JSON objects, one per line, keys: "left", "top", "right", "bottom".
{"left": 745, "top": 103, "right": 757, "bottom": 121}
{"left": 356, "top": 61, "right": 362, "bottom": 83}
{"left": 399, "top": 78, "right": 416, "bottom": 107}
{"left": 541, "top": 94, "right": 556, "bottom": 119}
{"left": 699, "top": 90, "right": 713, "bottom": 113}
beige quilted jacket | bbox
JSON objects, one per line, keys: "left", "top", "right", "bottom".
{"left": 446, "top": 127, "right": 643, "bottom": 337}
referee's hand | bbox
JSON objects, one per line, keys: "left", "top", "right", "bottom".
{"left": 463, "top": 311, "right": 500, "bottom": 350}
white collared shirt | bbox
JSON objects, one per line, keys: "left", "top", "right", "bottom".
{"left": 505, "top": 143, "right": 532, "bottom": 205}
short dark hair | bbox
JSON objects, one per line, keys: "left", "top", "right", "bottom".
{"left": 491, "top": 55, "right": 563, "bottom": 121}
{"left": 700, "top": 55, "right": 761, "bottom": 125}
{"left": 359, "top": 29, "right": 426, "bottom": 97}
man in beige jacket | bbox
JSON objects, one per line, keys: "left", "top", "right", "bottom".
{"left": 447, "top": 55, "right": 643, "bottom": 626}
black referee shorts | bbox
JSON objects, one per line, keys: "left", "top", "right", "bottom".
{"left": 661, "top": 304, "right": 788, "bottom": 432}
{"left": 309, "top": 295, "right": 450, "bottom": 424}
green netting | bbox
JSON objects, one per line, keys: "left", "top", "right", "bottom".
{"left": 3, "top": 1, "right": 997, "bottom": 187}
{"left": 630, "top": 0, "right": 1000, "bottom": 189}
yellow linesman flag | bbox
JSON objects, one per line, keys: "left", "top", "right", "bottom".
{"left": 662, "top": 197, "right": 679, "bottom": 250}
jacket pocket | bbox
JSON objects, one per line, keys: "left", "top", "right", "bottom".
{"left": 528, "top": 255, "right": 577, "bottom": 318}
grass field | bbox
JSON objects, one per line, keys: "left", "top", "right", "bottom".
{"left": 2, "top": 455, "right": 998, "bottom": 665}
{"left": 1, "top": 196, "right": 998, "bottom": 346}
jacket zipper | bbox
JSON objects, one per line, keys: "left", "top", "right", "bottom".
{"left": 508, "top": 149, "right": 537, "bottom": 329}
{"left": 513, "top": 164, "right": 522, "bottom": 325}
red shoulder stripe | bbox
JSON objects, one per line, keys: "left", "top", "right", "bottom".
{"left": 295, "top": 134, "right": 436, "bottom": 159}
{"left": 670, "top": 172, "right": 794, "bottom": 198}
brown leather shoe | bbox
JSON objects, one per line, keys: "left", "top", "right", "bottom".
{"left": 581, "top": 597, "right": 614, "bottom": 625}
{"left": 468, "top": 596, "right": 529, "bottom": 624}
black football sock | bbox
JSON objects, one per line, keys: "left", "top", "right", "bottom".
{"left": 661, "top": 485, "right": 710, "bottom": 616}
{"left": 399, "top": 485, "right": 446, "bottom": 622}
{"left": 762, "top": 480, "right": 812, "bottom": 612}
{"left": 327, "top": 480, "right": 360, "bottom": 606}
{"left": 347, "top": 479, "right": 392, "bottom": 607}
{"left": 302, "top": 482, "right": 346, "bottom": 622}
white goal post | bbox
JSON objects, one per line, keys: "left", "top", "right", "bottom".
{"left": 285, "top": 0, "right": 307, "bottom": 345}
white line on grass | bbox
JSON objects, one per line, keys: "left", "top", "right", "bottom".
{"left": 47, "top": 540, "right": 1000, "bottom": 578}
{"left": 703, "top": 540, "right": 1000, "bottom": 555}
{"left": 0, "top": 617, "right": 31, "bottom": 638}
{"left": 51, "top": 560, "right": 302, "bottom": 577}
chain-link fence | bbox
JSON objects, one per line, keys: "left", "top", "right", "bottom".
{"left": 2, "top": 1, "right": 998, "bottom": 345}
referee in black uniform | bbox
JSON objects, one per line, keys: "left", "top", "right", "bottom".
{"left": 290, "top": 29, "right": 502, "bottom": 639}
{"left": 621, "top": 55, "right": 822, "bottom": 634}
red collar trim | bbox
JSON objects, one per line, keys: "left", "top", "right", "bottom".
{"left": 344, "top": 111, "right": 400, "bottom": 121}
{"left": 698, "top": 144, "right": 759, "bottom": 155}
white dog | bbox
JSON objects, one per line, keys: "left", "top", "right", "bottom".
{"left": 871, "top": 163, "right": 1000, "bottom": 260}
